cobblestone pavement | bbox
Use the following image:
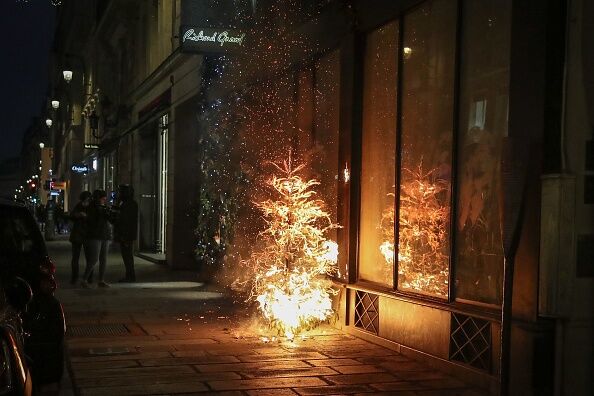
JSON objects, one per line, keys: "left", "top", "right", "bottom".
{"left": 46, "top": 239, "right": 487, "bottom": 395}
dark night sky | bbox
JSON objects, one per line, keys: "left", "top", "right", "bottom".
{"left": 0, "top": 1, "right": 56, "bottom": 162}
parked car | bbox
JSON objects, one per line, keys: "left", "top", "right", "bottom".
{"left": 0, "top": 199, "right": 65, "bottom": 387}
{"left": 0, "top": 278, "right": 33, "bottom": 396}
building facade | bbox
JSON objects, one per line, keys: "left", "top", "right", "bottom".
{"left": 51, "top": 0, "right": 203, "bottom": 267}
{"left": 49, "top": 0, "right": 593, "bottom": 395}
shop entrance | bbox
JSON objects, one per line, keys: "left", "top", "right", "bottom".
{"left": 137, "top": 121, "right": 158, "bottom": 252}
{"left": 136, "top": 114, "right": 168, "bottom": 255}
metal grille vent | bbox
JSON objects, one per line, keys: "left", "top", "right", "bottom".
{"left": 67, "top": 323, "right": 130, "bottom": 337}
{"left": 449, "top": 313, "right": 491, "bottom": 371}
{"left": 354, "top": 290, "right": 379, "bottom": 335}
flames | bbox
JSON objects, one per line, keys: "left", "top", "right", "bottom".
{"left": 380, "top": 165, "right": 449, "bottom": 297}
{"left": 245, "top": 157, "right": 339, "bottom": 339}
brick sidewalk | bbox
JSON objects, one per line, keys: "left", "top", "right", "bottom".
{"left": 47, "top": 240, "right": 486, "bottom": 395}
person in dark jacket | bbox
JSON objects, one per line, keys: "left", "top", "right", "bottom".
{"left": 114, "top": 184, "right": 138, "bottom": 282}
{"left": 55, "top": 203, "right": 65, "bottom": 234}
{"left": 80, "top": 190, "right": 111, "bottom": 288}
{"left": 69, "top": 191, "right": 91, "bottom": 284}
{"left": 36, "top": 203, "right": 46, "bottom": 231}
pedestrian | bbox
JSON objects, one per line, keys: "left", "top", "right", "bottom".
{"left": 114, "top": 184, "right": 138, "bottom": 283}
{"left": 69, "top": 191, "right": 91, "bottom": 285}
{"left": 36, "top": 203, "right": 46, "bottom": 232}
{"left": 80, "top": 190, "right": 111, "bottom": 288}
{"left": 56, "top": 203, "right": 65, "bottom": 234}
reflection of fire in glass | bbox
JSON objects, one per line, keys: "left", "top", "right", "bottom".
{"left": 244, "top": 155, "right": 339, "bottom": 340}
{"left": 380, "top": 165, "right": 449, "bottom": 297}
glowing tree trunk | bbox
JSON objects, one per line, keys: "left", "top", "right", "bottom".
{"left": 245, "top": 156, "right": 339, "bottom": 340}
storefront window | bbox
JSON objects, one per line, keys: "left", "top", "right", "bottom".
{"left": 397, "top": 0, "right": 456, "bottom": 298}
{"left": 455, "top": 0, "right": 510, "bottom": 305}
{"left": 313, "top": 50, "right": 342, "bottom": 278}
{"left": 358, "top": 21, "right": 398, "bottom": 286}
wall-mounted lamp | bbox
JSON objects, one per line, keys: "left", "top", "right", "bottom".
{"left": 87, "top": 96, "right": 128, "bottom": 139}
{"left": 39, "top": 142, "right": 45, "bottom": 149}
{"left": 403, "top": 47, "right": 413, "bottom": 59}
{"left": 51, "top": 100, "right": 60, "bottom": 110}
{"left": 63, "top": 70, "right": 73, "bottom": 83}
{"left": 45, "top": 118, "right": 53, "bottom": 127}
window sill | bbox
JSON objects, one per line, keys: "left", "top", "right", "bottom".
{"left": 333, "top": 279, "right": 501, "bottom": 322}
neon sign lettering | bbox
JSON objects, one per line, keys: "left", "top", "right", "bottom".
{"left": 182, "top": 28, "right": 245, "bottom": 48}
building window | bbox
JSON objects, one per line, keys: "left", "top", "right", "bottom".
{"left": 358, "top": 20, "right": 399, "bottom": 287}
{"left": 454, "top": 0, "right": 510, "bottom": 306}
{"left": 313, "top": 49, "right": 342, "bottom": 279}
{"left": 397, "top": 0, "right": 456, "bottom": 298}
{"left": 357, "top": 0, "right": 509, "bottom": 304}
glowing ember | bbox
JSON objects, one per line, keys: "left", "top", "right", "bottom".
{"left": 244, "top": 155, "right": 339, "bottom": 339}
{"left": 380, "top": 165, "right": 449, "bottom": 297}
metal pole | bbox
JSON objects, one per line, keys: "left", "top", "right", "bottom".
{"left": 499, "top": 137, "right": 529, "bottom": 396}
{"left": 500, "top": 255, "right": 514, "bottom": 396}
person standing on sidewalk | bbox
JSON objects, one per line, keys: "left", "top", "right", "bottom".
{"left": 114, "top": 184, "right": 138, "bottom": 283}
{"left": 36, "top": 203, "right": 46, "bottom": 232}
{"left": 69, "top": 191, "right": 91, "bottom": 285}
{"left": 81, "top": 190, "right": 112, "bottom": 288}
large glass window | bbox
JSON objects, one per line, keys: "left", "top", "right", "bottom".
{"left": 313, "top": 50, "right": 342, "bottom": 278}
{"left": 397, "top": 0, "right": 457, "bottom": 298}
{"left": 455, "top": 0, "right": 510, "bottom": 305}
{"left": 356, "top": 0, "right": 511, "bottom": 305}
{"left": 358, "top": 21, "right": 398, "bottom": 286}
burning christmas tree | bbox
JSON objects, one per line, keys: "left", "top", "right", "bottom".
{"left": 244, "top": 155, "right": 339, "bottom": 340}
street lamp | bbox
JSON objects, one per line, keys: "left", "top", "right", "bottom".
{"left": 51, "top": 100, "right": 60, "bottom": 109}
{"left": 63, "top": 70, "right": 73, "bottom": 83}
{"left": 39, "top": 142, "right": 45, "bottom": 149}
{"left": 45, "top": 118, "right": 53, "bottom": 127}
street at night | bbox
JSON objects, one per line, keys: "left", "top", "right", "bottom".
{"left": 1, "top": 0, "right": 594, "bottom": 395}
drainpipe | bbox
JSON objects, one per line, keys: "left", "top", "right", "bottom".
{"left": 551, "top": 0, "right": 574, "bottom": 394}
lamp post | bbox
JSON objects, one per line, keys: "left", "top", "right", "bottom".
{"left": 43, "top": 117, "right": 56, "bottom": 241}
{"left": 60, "top": 53, "right": 88, "bottom": 215}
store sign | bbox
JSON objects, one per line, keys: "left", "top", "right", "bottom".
{"left": 71, "top": 164, "right": 89, "bottom": 173}
{"left": 180, "top": 26, "right": 246, "bottom": 53}
{"left": 52, "top": 181, "right": 67, "bottom": 190}
{"left": 84, "top": 143, "right": 100, "bottom": 150}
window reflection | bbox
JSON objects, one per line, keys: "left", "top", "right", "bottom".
{"left": 397, "top": 0, "right": 457, "bottom": 298}
{"left": 455, "top": 0, "right": 510, "bottom": 305}
{"left": 358, "top": 21, "right": 398, "bottom": 286}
